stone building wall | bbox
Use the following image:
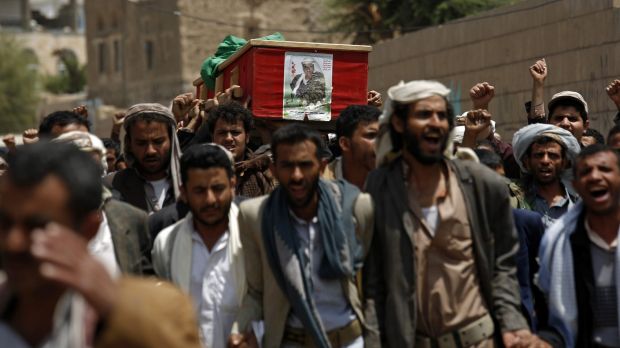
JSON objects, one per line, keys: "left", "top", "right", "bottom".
{"left": 368, "top": 0, "right": 620, "bottom": 139}
{"left": 85, "top": 0, "right": 339, "bottom": 108}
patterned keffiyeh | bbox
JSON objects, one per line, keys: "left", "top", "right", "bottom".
{"left": 261, "top": 179, "right": 361, "bottom": 348}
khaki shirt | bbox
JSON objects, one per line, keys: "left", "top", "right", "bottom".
{"left": 405, "top": 161, "right": 492, "bottom": 346}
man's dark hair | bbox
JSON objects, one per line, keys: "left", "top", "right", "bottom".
{"left": 583, "top": 128, "right": 604, "bottom": 145}
{"left": 38, "top": 111, "right": 91, "bottom": 137}
{"left": 7, "top": 142, "right": 102, "bottom": 224}
{"left": 180, "top": 144, "right": 234, "bottom": 184}
{"left": 101, "top": 138, "right": 120, "bottom": 155}
{"left": 548, "top": 97, "right": 588, "bottom": 122}
{"left": 207, "top": 101, "right": 254, "bottom": 135}
{"left": 271, "top": 124, "right": 323, "bottom": 162}
{"left": 607, "top": 125, "right": 620, "bottom": 144}
{"left": 389, "top": 97, "right": 455, "bottom": 151}
{"left": 525, "top": 135, "right": 566, "bottom": 159}
{"left": 336, "top": 105, "right": 381, "bottom": 140}
{"left": 474, "top": 148, "right": 503, "bottom": 170}
{"left": 573, "top": 143, "right": 620, "bottom": 177}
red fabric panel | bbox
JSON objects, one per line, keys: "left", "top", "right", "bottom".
{"left": 208, "top": 46, "right": 369, "bottom": 121}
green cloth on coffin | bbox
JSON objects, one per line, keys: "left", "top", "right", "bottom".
{"left": 200, "top": 32, "right": 285, "bottom": 90}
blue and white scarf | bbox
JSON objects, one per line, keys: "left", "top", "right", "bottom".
{"left": 261, "top": 179, "right": 362, "bottom": 348}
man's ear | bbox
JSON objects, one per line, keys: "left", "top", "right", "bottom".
{"left": 81, "top": 211, "right": 102, "bottom": 241}
{"left": 319, "top": 158, "right": 327, "bottom": 173}
{"left": 230, "top": 175, "right": 237, "bottom": 190}
{"left": 179, "top": 184, "right": 188, "bottom": 203}
{"left": 391, "top": 114, "right": 404, "bottom": 134}
{"left": 339, "top": 136, "right": 351, "bottom": 153}
{"left": 584, "top": 119, "right": 590, "bottom": 130}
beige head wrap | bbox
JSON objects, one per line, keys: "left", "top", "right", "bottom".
{"left": 123, "top": 103, "right": 182, "bottom": 200}
{"left": 52, "top": 131, "right": 108, "bottom": 175}
{"left": 376, "top": 80, "right": 451, "bottom": 166}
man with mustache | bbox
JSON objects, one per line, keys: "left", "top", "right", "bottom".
{"left": 152, "top": 144, "right": 244, "bottom": 347}
{"left": 229, "top": 124, "right": 374, "bottom": 347}
{"left": 104, "top": 103, "right": 182, "bottom": 214}
{"left": 538, "top": 144, "right": 620, "bottom": 347}
{"left": 364, "top": 80, "right": 540, "bottom": 347}
{"left": 512, "top": 123, "right": 581, "bottom": 228}
{"left": 208, "top": 101, "right": 275, "bottom": 197}
{"left": 0, "top": 142, "right": 201, "bottom": 347}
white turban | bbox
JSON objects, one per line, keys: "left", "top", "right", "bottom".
{"left": 512, "top": 123, "right": 581, "bottom": 175}
{"left": 52, "top": 130, "right": 108, "bottom": 175}
{"left": 376, "top": 80, "right": 451, "bottom": 166}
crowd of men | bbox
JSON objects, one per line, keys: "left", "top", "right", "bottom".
{"left": 2, "top": 58, "right": 620, "bottom": 348}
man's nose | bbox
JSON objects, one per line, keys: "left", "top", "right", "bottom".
{"left": 3, "top": 226, "right": 30, "bottom": 254}
{"left": 205, "top": 189, "right": 217, "bottom": 205}
{"left": 291, "top": 166, "right": 303, "bottom": 181}
{"left": 559, "top": 117, "right": 571, "bottom": 127}
{"left": 146, "top": 143, "right": 157, "bottom": 154}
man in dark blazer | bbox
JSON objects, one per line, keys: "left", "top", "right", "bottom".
{"left": 102, "top": 196, "right": 153, "bottom": 275}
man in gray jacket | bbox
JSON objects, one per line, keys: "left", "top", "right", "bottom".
{"left": 364, "top": 80, "right": 542, "bottom": 347}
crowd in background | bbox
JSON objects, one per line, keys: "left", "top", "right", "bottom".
{"left": 2, "top": 58, "right": 620, "bottom": 348}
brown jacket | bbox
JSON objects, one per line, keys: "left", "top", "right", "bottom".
{"left": 96, "top": 277, "right": 201, "bottom": 348}
{"left": 232, "top": 193, "right": 375, "bottom": 347}
{"left": 363, "top": 157, "right": 528, "bottom": 347}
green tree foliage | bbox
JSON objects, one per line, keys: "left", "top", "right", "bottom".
{"left": 44, "top": 49, "right": 86, "bottom": 94}
{"left": 0, "top": 34, "right": 39, "bottom": 133}
{"left": 328, "top": 0, "right": 517, "bottom": 44}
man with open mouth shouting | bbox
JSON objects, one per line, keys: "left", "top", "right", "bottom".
{"left": 538, "top": 144, "right": 620, "bottom": 347}
{"left": 364, "top": 80, "right": 543, "bottom": 347}
{"left": 512, "top": 123, "right": 581, "bottom": 228}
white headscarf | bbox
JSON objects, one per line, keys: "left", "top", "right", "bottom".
{"left": 512, "top": 123, "right": 581, "bottom": 175}
{"left": 52, "top": 130, "right": 108, "bottom": 175}
{"left": 376, "top": 80, "right": 451, "bottom": 166}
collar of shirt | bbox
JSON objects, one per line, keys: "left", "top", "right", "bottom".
{"left": 528, "top": 181, "right": 576, "bottom": 208}
{"left": 585, "top": 218, "right": 618, "bottom": 252}
{"left": 191, "top": 226, "right": 229, "bottom": 255}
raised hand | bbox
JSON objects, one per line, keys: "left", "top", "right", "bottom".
{"left": 171, "top": 93, "right": 195, "bottom": 122}
{"left": 113, "top": 112, "right": 126, "bottom": 127}
{"left": 367, "top": 90, "right": 383, "bottom": 107}
{"left": 22, "top": 129, "right": 39, "bottom": 144}
{"left": 529, "top": 58, "right": 547, "bottom": 85}
{"left": 469, "top": 82, "right": 495, "bottom": 110}
{"left": 606, "top": 79, "right": 620, "bottom": 110}
{"left": 465, "top": 109, "right": 492, "bottom": 136}
{"left": 30, "top": 223, "right": 118, "bottom": 318}
{"left": 2, "top": 134, "right": 16, "bottom": 152}
{"left": 72, "top": 105, "right": 88, "bottom": 119}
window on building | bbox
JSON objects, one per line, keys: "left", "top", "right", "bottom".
{"left": 97, "top": 16, "right": 104, "bottom": 32}
{"left": 114, "top": 40, "right": 122, "bottom": 72}
{"left": 98, "top": 42, "right": 107, "bottom": 74}
{"left": 145, "top": 40, "right": 154, "bottom": 70}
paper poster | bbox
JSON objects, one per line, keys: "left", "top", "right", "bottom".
{"left": 283, "top": 52, "right": 333, "bottom": 121}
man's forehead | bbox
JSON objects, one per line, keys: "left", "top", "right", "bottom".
{"left": 131, "top": 121, "right": 169, "bottom": 137}
{"left": 214, "top": 118, "right": 244, "bottom": 130}
{"left": 410, "top": 95, "right": 447, "bottom": 109}
{"left": 530, "top": 141, "right": 563, "bottom": 152}
{"left": 550, "top": 105, "right": 580, "bottom": 116}
{"left": 579, "top": 151, "right": 618, "bottom": 167}
{"left": 355, "top": 120, "right": 379, "bottom": 132}
{"left": 275, "top": 141, "right": 318, "bottom": 160}
{"left": 0, "top": 175, "right": 69, "bottom": 216}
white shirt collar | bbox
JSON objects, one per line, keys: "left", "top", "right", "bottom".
{"left": 585, "top": 218, "right": 618, "bottom": 251}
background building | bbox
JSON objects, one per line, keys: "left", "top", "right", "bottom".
{"left": 368, "top": 0, "right": 620, "bottom": 139}
{"left": 84, "top": 0, "right": 338, "bottom": 108}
